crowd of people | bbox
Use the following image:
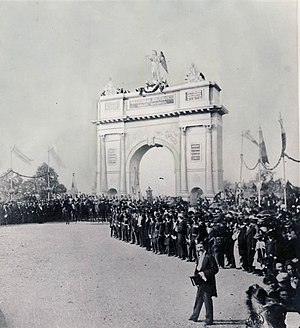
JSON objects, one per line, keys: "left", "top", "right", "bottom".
{"left": 0, "top": 194, "right": 111, "bottom": 225}
{"left": 0, "top": 191, "right": 299, "bottom": 314}
{"left": 108, "top": 193, "right": 300, "bottom": 314}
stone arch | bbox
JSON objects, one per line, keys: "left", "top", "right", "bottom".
{"left": 126, "top": 138, "right": 180, "bottom": 196}
{"left": 190, "top": 187, "right": 203, "bottom": 206}
{"left": 107, "top": 188, "right": 118, "bottom": 196}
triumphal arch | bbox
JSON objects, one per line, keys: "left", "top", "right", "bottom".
{"left": 93, "top": 54, "right": 228, "bottom": 199}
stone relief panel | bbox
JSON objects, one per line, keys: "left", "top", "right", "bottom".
{"left": 128, "top": 94, "right": 175, "bottom": 110}
{"left": 105, "top": 139, "right": 120, "bottom": 170}
{"left": 125, "top": 126, "right": 180, "bottom": 152}
{"left": 185, "top": 88, "right": 205, "bottom": 102}
{"left": 156, "top": 130, "right": 179, "bottom": 146}
{"left": 107, "top": 148, "right": 117, "bottom": 166}
{"left": 104, "top": 101, "right": 120, "bottom": 111}
{"left": 190, "top": 143, "right": 201, "bottom": 161}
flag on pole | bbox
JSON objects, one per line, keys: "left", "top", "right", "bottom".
{"left": 160, "top": 51, "right": 168, "bottom": 73}
{"left": 242, "top": 130, "right": 259, "bottom": 146}
{"left": 49, "top": 147, "right": 65, "bottom": 169}
{"left": 278, "top": 117, "right": 287, "bottom": 157}
{"left": 70, "top": 173, "right": 78, "bottom": 195}
{"left": 259, "top": 127, "right": 269, "bottom": 164}
{"left": 12, "top": 145, "right": 33, "bottom": 165}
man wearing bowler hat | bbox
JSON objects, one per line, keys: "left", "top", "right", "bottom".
{"left": 189, "top": 241, "right": 219, "bottom": 325}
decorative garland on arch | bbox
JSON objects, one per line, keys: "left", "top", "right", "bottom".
{"left": 242, "top": 158, "right": 260, "bottom": 171}
{"left": 260, "top": 156, "right": 282, "bottom": 171}
{"left": 0, "top": 169, "right": 48, "bottom": 180}
{"left": 11, "top": 170, "right": 48, "bottom": 179}
{"left": 284, "top": 153, "right": 300, "bottom": 163}
{"left": 0, "top": 169, "right": 13, "bottom": 179}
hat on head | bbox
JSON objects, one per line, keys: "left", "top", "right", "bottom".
{"left": 263, "top": 274, "right": 277, "bottom": 285}
{"left": 260, "top": 226, "right": 268, "bottom": 233}
{"left": 276, "top": 272, "right": 289, "bottom": 283}
{"left": 254, "top": 231, "right": 264, "bottom": 239}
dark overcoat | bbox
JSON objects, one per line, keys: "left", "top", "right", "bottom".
{"left": 194, "top": 253, "right": 219, "bottom": 297}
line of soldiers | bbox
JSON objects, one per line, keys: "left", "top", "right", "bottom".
{"left": 0, "top": 195, "right": 112, "bottom": 225}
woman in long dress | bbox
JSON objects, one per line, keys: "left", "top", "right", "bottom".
{"left": 252, "top": 232, "right": 266, "bottom": 275}
{"left": 232, "top": 224, "right": 242, "bottom": 269}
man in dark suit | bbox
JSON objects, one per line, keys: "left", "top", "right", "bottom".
{"left": 246, "top": 218, "right": 257, "bottom": 272}
{"left": 189, "top": 241, "right": 219, "bottom": 326}
{"left": 177, "top": 213, "right": 187, "bottom": 260}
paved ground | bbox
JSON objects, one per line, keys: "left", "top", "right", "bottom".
{"left": 0, "top": 222, "right": 273, "bottom": 328}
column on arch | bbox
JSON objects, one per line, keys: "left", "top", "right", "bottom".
{"left": 96, "top": 134, "right": 101, "bottom": 194}
{"left": 205, "top": 126, "right": 214, "bottom": 195}
{"left": 211, "top": 114, "right": 223, "bottom": 193}
{"left": 179, "top": 126, "right": 188, "bottom": 196}
{"left": 99, "top": 134, "right": 108, "bottom": 194}
{"left": 119, "top": 133, "right": 126, "bottom": 195}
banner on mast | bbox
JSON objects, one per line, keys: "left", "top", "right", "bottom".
{"left": 49, "top": 147, "right": 65, "bottom": 169}
{"left": 278, "top": 117, "right": 287, "bottom": 157}
{"left": 12, "top": 145, "right": 33, "bottom": 165}
{"left": 243, "top": 130, "right": 259, "bottom": 146}
{"left": 259, "top": 128, "right": 269, "bottom": 164}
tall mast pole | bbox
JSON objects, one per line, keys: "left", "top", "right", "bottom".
{"left": 279, "top": 114, "right": 287, "bottom": 209}
{"left": 282, "top": 153, "right": 287, "bottom": 209}
{"left": 47, "top": 146, "right": 50, "bottom": 201}
{"left": 239, "top": 131, "right": 244, "bottom": 184}
{"left": 10, "top": 146, "right": 13, "bottom": 201}
{"left": 257, "top": 126, "right": 262, "bottom": 208}
{"left": 237, "top": 131, "right": 244, "bottom": 206}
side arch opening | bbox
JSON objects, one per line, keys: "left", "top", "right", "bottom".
{"left": 107, "top": 188, "right": 118, "bottom": 196}
{"left": 190, "top": 187, "right": 203, "bottom": 206}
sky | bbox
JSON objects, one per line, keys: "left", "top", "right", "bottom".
{"left": 0, "top": 0, "right": 298, "bottom": 195}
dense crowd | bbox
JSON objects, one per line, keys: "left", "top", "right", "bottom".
{"left": 0, "top": 195, "right": 111, "bottom": 225}
{"left": 108, "top": 194, "right": 300, "bottom": 313}
{"left": 0, "top": 192, "right": 299, "bottom": 313}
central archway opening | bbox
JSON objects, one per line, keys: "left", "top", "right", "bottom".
{"left": 139, "top": 147, "right": 175, "bottom": 197}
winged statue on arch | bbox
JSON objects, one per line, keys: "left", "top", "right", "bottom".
{"left": 145, "top": 50, "right": 168, "bottom": 84}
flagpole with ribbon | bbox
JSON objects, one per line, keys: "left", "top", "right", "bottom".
{"left": 10, "top": 146, "right": 13, "bottom": 172}
{"left": 47, "top": 146, "right": 65, "bottom": 199}
{"left": 282, "top": 153, "right": 287, "bottom": 209}
{"left": 279, "top": 114, "right": 287, "bottom": 208}
{"left": 239, "top": 131, "right": 244, "bottom": 185}
{"left": 9, "top": 146, "right": 14, "bottom": 200}
{"left": 257, "top": 127, "right": 262, "bottom": 208}
{"left": 47, "top": 146, "right": 51, "bottom": 201}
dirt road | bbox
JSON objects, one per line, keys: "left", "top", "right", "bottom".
{"left": 0, "top": 222, "right": 268, "bottom": 328}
